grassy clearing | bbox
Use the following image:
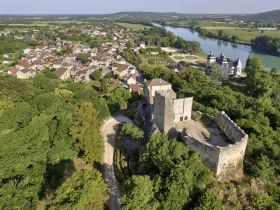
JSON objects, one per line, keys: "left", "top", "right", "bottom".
{"left": 170, "top": 51, "right": 186, "bottom": 54}
{"left": 139, "top": 63, "right": 170, "bottom": 69}
{"left": 195, "top": 60, "right": 206, "bottom": 65}
{"left": 223, "top": 78, "right": 246, "bottom": 93}
{"left": 115, "top": 22, "right": 152, "bottom": 30}
{"left": 174, "top": 56, "right": 184, "bottom": 60}
{"left": 197, "top": 49, "right": 208, "bottom": 58}
{"left": 84, "top": 79, "right": 119, "bottom": 96}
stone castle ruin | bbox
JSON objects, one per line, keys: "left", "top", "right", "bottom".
{"left": 143, "top": 79, "right": 248, "bottom": 177}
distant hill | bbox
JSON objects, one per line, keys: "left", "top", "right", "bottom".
{"left": 243, "top": 9, "right": 280, "bottom": 22}
{"left": 93, "top": 12, "right": 188, "bottom": 19}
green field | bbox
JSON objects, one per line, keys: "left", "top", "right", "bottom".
{"left": 9, "top": 23, "right": 49, "bottom": 26}
{"left": 115, "top": 22, "right": 152, "bottom": 30}
{"left": 167, "top": 20, "right": 280, "bottom": 42}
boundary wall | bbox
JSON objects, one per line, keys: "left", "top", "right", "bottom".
{"left": 180, "top": 112, "right": 248, "bottom": 176}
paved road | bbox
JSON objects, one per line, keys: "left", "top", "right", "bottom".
{"left": 101, "top": 115, "right": 137, "bottom": 210}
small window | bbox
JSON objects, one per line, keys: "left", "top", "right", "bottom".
{"left": 180, "top": 117, "right": 183, "bottom": 121}
{"left": 184, "top": 116, "right": 188, "bottom": 120}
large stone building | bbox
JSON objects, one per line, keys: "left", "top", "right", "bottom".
{"left": 144, "top": 79, "right": 193, "bottom": 136}
{"left": 143, "top": 78, "right": 248, "bottom": 177}
{"left": 206, "top": 51, "right": 242, "bottom": 76}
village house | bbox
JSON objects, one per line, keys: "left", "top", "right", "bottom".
{"left": 125, "top": 74, "right": 137, "bottom": 85}
{"left": 178, "top": 61, "right": 193, "bottom": 70}
{"left": 16, "top": 68, "right": 36, "bottom": 79}
{"left": 112, "top": 64, "right": 130, "bottom": 78}
{"left": 55, "top": 67, "right": 70, "bottom": 80}
{"left": 8, "top": 68, "right": 19, "bottom": 76}
{"left": 130, "top": 84, "right": 142, "bottom": 95}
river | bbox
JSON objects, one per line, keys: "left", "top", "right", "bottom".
{"left": 153, "top": 22, "right": 280, "bottom": 72}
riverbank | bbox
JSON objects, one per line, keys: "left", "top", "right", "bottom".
{"left": 152, "top": 22, "right": 280, "bottom": 71}
{"left": 157, "top": 22, "right": 253, "bottom": 46}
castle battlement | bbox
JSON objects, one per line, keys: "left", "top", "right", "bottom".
{"left": 180, "top": 112, "right": 248, "bottom": 177}
{"left": 215, "top": 111, "right": 247, "bottom": 142}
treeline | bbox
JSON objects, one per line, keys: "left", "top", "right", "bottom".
{"left": 115, "top": 19, "right": 153, "bottom": 27}
{"left": 0, "top": 73, "right": 111, "bottom": 209}
{"left": 195, "top": 27, "right": 239, "bottom": 43}
{"left": 251, "top": 35, "right": 280, "bottom": 55}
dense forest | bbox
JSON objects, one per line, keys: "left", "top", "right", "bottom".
{"left": 251, "top": 35, "right": 280, "bottom": 55}
{"left": 0, "top": 73, "right": 112, "bottom": 209}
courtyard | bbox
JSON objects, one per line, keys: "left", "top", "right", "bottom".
{"left": 176, "top": 118, "right": 230, "bottom": 147}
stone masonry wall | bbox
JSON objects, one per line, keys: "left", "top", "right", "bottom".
{"left": 215, "top": 111, "right": 246, "bottom": 143}
{"left": 173, "top": 97, "right": 193, "bottom": 122}
{"left": 217, "top": 137, "right": 248, "bottom": 176}
{"left": 180, "top": 112, "right": 248, "bottom": 177}
{"left": 180, "top": 132, "right": 220, "bottom": 174}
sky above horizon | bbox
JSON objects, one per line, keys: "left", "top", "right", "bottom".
{"left": 1, "top": 0, "right": 278, "bottom": 15}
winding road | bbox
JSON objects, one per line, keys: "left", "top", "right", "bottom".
{"left": 101, "top": 115, "right": 137, "bottom": 210}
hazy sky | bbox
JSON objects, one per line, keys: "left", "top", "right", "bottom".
{"left": 1, "top": 0, "right": 278, "bottom": 14}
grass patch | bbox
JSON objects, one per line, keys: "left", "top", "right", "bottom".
{"left": 195, "top": 60, "right": 206, "bottom": 65}
{"left": 174, "top": 56, "right": 184, "bottom": 60}
{"left": 223, "top": 79, "right": 246, "bottom": 93}
{"left": 197, "top": 49, "right": 208, "bottom": 58}
{"left": 115, "top": 22, "right": 152, "bottom": 30}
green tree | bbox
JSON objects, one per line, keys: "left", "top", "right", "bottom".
{"left": 205, "top": 63, "right": 228, "bottom": 86}
{"left": 70, "top": 102, "right": 104, "bottom": 164}
{"left": 193, "top": 190, "right": 223, "bottom": 210}
{"left": 77, "top": 54, "right": 90, "bottom": 63}
{"left": 126, "top": 42, "right": 132, "bottom": 48}
{"left": 218, "top": 30, "right": 224, "bottom": 37}
{"left": 0, "top": 123, "right": 50, "bottom": 209}
{"left": 186, "top": 41, "right": 201, "bottom": 54}
{"left": 99, "top": 78, "right": 108, "bottom": 94}
{"left": 27, "top": 40, "right": 40, "bottom": 47}
{"left": 48, "top": 169, "right": 109, "bottom": 210}
{"left": 91, "top": 69, "right": 102, "bottom": 80}
{"left": 90, "top": 40, "right": 101, "bottom": 48}
{"left": 121, "top": 123, "right": 144, "bottom": 140}
{"left": 121, "top": 175, "right": 159, "bottom": 210}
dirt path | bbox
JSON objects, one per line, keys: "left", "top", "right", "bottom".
{"left": 101, "top": 115, "right": 138, "bottom": 210}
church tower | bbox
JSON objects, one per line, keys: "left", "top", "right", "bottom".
{"left": 206, "top": 51, "right": 216, "bottom": 68}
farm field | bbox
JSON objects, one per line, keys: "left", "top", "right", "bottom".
{"left": 115, "top": 22, "right": 152, "bottom": 29}
{"left": 166, "top": 20, "right": 280, "bottom": 42}
{"left": 9, "top": 23, "right": 49, "bottom": 26}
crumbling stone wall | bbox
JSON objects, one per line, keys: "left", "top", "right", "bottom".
{"left": 180, "top": 112, "right": 248, "bottom": 177}
{"left": 181, "top": 132, "right": 220, "bottom": 173}
{"left": 215, "top": 111, "right": 246, "bottom": 143}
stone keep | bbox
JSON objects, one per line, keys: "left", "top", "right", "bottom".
{"left": 154, "top": 89, "right": 193, "bottom": 136}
